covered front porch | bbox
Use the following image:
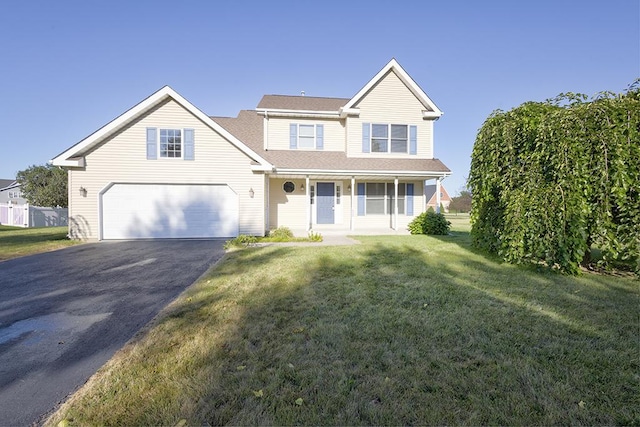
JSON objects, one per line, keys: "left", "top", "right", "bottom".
{"left": 266, "top": 172, "right": 447, "bottom": 236}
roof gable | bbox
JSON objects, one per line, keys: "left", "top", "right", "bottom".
{"left": 425, "top": 184, "right": 452, "bottom": 204}
{"left": 51, "top": 86, "right": 272, "bottom": 169}
{"left": 341, "top": 59, "right": 442, "bottom": 119}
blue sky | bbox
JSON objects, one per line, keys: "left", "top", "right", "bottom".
{"left": 1, "top": 0, "right": 638, "bottom": 195}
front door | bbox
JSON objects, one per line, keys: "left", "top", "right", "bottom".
{"left": 316, "top": 182, "right": 335, "bottom": 224}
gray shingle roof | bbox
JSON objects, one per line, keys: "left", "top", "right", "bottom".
{"left": 0, "top": 179, "right": 16, "bottom": 190}
{"left": 211, "top": 111, "right": 450, "bottom": 175}
{"left": 257, "top": 95, "right": 349, "bottom": 111}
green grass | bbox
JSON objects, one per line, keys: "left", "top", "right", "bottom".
{"left": 0, "top": 225, "right": 79, "bottom": 261}
{"left": 445, "top": 212, "right": 471, "bottom": 233}
{"left": 46, "top": 222, "right": 639, "bottom": 426}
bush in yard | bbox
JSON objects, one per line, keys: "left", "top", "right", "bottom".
{"left": 267, "top": 226, "right": 294, "bottom": 241}
{"left": 308, "top": 230, "right": 323, "bottom": 242}
{"left": 408, "top": 211, "right": 451, "bottom": 235}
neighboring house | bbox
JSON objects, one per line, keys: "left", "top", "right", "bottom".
{"left": 51, "top": 59, "right": 451, "bottom": 240}
{"left": 425, "top": 183, "right": 452, "bottom": 212}
{"left": 0, "top": 180, "right": 68, "bottom": 227}
{"left": 0, "top": 180, "right": 27, "bottom": 205}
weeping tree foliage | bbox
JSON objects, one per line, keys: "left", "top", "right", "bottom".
{"left": 469, "top": 84, "right": 639, "bottom": 274}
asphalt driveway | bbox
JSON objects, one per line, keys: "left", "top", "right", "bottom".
{"left": 0, "top": 240, "right": 225, "bottom": 426}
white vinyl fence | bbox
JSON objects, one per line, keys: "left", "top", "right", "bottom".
{"left": 0, "top": 203, "right": 68, "bottom": 228}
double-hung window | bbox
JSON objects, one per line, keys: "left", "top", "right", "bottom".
{"left": 298, "top": 125, "right": 315, "bottom": 149}
{"left": 363, "top": 123, "right": 417, "bottom": 154}
{"left": 371, "top": 124, "right": 389, "bottom": 153}
{"left": 160, "top": 129, "right": 182, "bottom": 158}
{"left": 290, "top": 123, "right": 324, "bottom": 150}
{"left": 146, "top": 127, "right": 195, "bottom": 160}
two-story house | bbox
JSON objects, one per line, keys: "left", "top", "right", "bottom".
{"left": 51, "top": 59, "right": 450, "bottom": 240}
{"left": 0, "top": 180, "right": 26, "bottom": 205}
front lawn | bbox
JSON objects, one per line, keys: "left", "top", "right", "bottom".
{"left": 47, "top": 227, "right": 639, "bottom": 425}
{"left": 0, "top": 225, "right": 79, "bottom": 261}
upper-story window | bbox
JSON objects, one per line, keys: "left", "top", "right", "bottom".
{"left": 290, "top": 124, "right": 324, "bottom": 150}
{"left": 363, "top": 123, "right": 417, "bottom": 155}
{"left": 160, "top": 129, "right": 182, "bottom": 158}
{"left": 146, "top": 127, "right": 195, "bottom": 161}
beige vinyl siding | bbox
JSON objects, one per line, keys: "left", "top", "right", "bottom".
{"left": 265, "top": 117, "right": 345, "bottom": 151}
{"left": 268, "top": 178, "right": 421, "bottom": 232}
{"left": 68, "top": 99, "right": 264, "bottom": 240}
{"left": 268, "top": 178, "right": 309, "bottom": 230}
{"left": 346, "top": 70, "right": 434, "bottom": 159}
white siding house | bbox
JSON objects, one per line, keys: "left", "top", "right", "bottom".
{"left": 52, "top": 59, "right": 450, "bottom": 240}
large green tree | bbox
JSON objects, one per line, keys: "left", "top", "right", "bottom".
{"left": 469, "top": 84, "right": 639, "bottom": 274}
{"left": 16, "top": 164, "right": 68, "bottom": 207}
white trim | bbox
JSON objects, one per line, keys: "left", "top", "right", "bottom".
{"left": 394, "top": 178, "right": 399, "bottom": 230}
{"left": 367, "top": 123, "right": 411, "bottom": 154}
{"left": 51, "top": 158, "right": 85, "bottom": 168}
{"left": 256, "top": 108, "right": 340, "bottom": 117}
{"left": 312, "top": 180, "right": 342, "bottom": 227}
{"left": 305, "top": 176, "right": 311, "bottom": 231}
{"left": 271, "top": 168, "right": 450, "bottom": 178}
{"left": 157, "top": 128, "right": 183, "bottom": 159}
{"left": 292, "top": 123, "right": 323, "bottom": 150}
{"left": 51, "top": 86, "right": 273, "bottom": 170}
{"left": 436, "top": 178, "right": 442, "bottom": 214}
{"left": 339, "top": 107, "right": 360, "bottom": 118}
{"left": 350, "top": 177, "right": 355, "bottom": 231}
{"left": 342, "top": 59, "right": 443, "bottom": 118}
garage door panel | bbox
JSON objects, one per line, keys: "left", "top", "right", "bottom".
{"left": 101, "top": 184, "right": 239, "bottom": 239}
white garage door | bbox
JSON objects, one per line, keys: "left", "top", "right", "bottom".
{"left": 101, "top": 184, "right": 239, "bottom": 239}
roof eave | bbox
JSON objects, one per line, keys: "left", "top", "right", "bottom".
{"left": 270, "top": 168, "right": 451, "bottom": 178}
{"left": 51, "top": 86, "right": 273, "bottom": 170}
{"left": 256, "top": 108, "right": 341, "bottom": 117}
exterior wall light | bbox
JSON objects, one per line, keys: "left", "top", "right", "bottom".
{"left": 249, "top": 188, "right": 255, "bottom": 198}
{"left": 79, "top": 186, "right": 87, "bottom": 197}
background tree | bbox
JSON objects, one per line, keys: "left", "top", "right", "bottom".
{"left": 16, "top": 164, "right": 68, "bottom": 207}
{"left": 449, "top": 190, "right": 472, "bottom": 213}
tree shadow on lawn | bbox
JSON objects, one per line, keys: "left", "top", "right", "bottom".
{"left": 53, "top": 242, "right": 639, "bottom": 426}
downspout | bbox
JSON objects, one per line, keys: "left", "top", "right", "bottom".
{"left": 306, "top": 175, "right": 311, "bottom": 232}
{"left": 263, "top": 111, "right": 269, "bottom": 150}
{"left": 350, "top": 176, "right": 355, "bottom": 231}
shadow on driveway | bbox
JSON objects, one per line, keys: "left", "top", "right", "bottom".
{"left": 0, "top": 240, "right": 225, "bottom": 426}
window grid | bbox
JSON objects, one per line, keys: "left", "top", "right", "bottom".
{"left": 160, "top": 129, "right": 182, "bottom": 158}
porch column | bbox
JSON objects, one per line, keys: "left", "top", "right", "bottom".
{"left": 306, "top": 175, "right": 311, "bottom": 231}
{"left": 436, "top": 178, "right": 442, "bottom": 214}
{"left": 394, "top": 177, "right": 399, "bottom": 231}
{"left": 350, "top": 176, "right": 355, "bottom": 231}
